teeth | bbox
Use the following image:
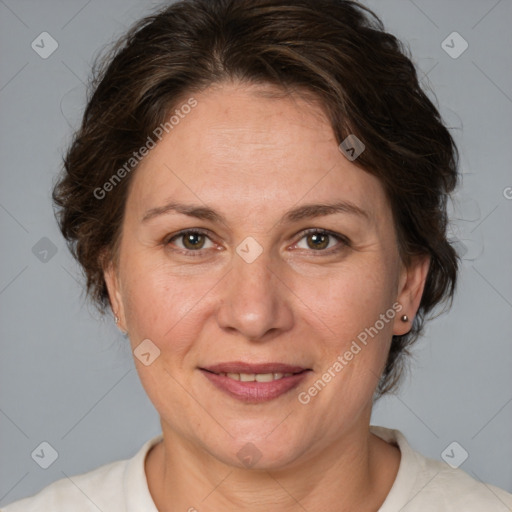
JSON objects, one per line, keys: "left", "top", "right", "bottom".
{"left": 255, "top": 373, "right": 274, "bottom": 382}
{"left": 217, "top": 372, "right": 294, "bottom": 381}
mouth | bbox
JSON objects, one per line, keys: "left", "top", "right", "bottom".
{"left": 199, "top": 362, "right": 311, "bottom": 403}
{"left": 204, "top": 371, "right": 300, "bottom": 382}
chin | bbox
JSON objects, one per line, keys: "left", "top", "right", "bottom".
{"left": 203, "top": 427, "right": 306, "bottom": 471}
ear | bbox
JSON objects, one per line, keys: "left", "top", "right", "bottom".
{"left": 393, "top": 253, "right": 431, "bottom": 336}
{"left": 103, "top": 259, "right": 128, "bottom": 333}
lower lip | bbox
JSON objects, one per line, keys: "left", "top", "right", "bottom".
{"left": 200, "top": 369, "right": 310, "bottom": 403}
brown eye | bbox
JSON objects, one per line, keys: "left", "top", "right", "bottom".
{"left": 306, "top": 232, "right": 330, "bottom": 250}
{"left": 295, "top": 229, "right": 350, "bottom": 253}
{"left": 182, "top": 232, "right": 206, "bottom": 250}
{"left": 165, "top": 229, "right": 214, "bottom": 254}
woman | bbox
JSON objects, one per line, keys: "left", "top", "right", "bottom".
{"left": 3, "top": 0, "right": 511, "bottom": 510}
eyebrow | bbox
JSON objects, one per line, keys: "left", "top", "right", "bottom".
{"left": 141, "top": 200, "right": 370, "bottom": 225}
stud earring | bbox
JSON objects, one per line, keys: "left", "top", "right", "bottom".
{"left": 401, "top": 315, "right": 409, "bottom": 322}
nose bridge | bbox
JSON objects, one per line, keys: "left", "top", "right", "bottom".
{"left": 216, "top": 240, "right": 291, "bottom": 340}
{"left": 234, "top": 243, "right": 275, "bottom": 298}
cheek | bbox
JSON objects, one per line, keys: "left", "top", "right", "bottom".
{"left": 297, "top": 256, "right": 398, "bottom": 343}
{"left": 300, "top": 263, "right": 398, "bottom": 406}
{"left": 302, "top": 263, "right": 399, "bottom": 408}
{"left": 120, "top": 256, "right": 216, "bottom": 358}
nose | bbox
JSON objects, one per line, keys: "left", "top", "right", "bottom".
{"left": 215, "top": 245, "right": 294, "bottom": 342}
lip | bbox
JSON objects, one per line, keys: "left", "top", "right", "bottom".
{"left": 199, "top": 361, "right": 311, "bottom": 403}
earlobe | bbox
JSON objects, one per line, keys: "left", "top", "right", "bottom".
{"left": 103, "top": 262, "right": 127, "bottom": 333}
{"left": 393, "top": 254, "right": 431, "bottom": 336}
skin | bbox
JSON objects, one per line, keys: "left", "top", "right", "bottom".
{"left": 104, "top": 81, "right": 430, "bottom": 512}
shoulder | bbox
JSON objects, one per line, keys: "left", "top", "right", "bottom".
{"left": 371, "top": 425, "right": 512, "bottom": 512}
{"left": 1, "top": 434, "right": 162, "bottom": 512}
{"left": 412, "top": 455, "right": 512, "bottom": 511}
{"left": 1, "top": 458, "right": 127, "bottom": 512}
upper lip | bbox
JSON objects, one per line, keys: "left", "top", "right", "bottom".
{"left": 201, "top": 362, "right": 309, "bottom": 374}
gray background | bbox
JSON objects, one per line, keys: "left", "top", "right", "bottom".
{"left": 1, "top": 0, "right": 511, "bottom": 506}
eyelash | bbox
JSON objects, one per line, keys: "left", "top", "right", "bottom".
{"left": 163, "top": 228, "right": 351, "bottom": 257}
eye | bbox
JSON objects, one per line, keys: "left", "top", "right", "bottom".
{"left": 164, "top": 228, "right": 350, "bottom": 257}
{"left": 164, "top": 229, "right": 216, "bottom": 255}
{"left": 293, "top": 229, "right": 350, "bottom": 254}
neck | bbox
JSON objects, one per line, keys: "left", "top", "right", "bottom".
{"left": 145, "top": 420, "right": 400, "bottom": 512}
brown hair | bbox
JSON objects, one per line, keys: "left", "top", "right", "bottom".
{"left": 53, "top": 0, "right": 460, "bottom": 398}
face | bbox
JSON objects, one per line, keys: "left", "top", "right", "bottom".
{"left": 105, "top": 81, "right": 429, "bottom": 470}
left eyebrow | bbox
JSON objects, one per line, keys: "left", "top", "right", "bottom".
{"left": 141, "top": 200, "right": 370, "bottom": 224}
{"left": 280, "top": 201, "right": 370, "bottom": 224}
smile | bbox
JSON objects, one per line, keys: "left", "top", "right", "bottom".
{"left": 200, "top": 367, "right": 310, "bottom": 403}
{"left": 215, "top": 372, "right": 295, "bottom": 382}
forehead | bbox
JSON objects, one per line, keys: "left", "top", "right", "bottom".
{"left": 127, "top": 82, "right": 388, "bottom": 222}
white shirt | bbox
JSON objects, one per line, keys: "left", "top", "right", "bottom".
{"left": 2, "top": 425, "right": 512, "bottom": 511}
